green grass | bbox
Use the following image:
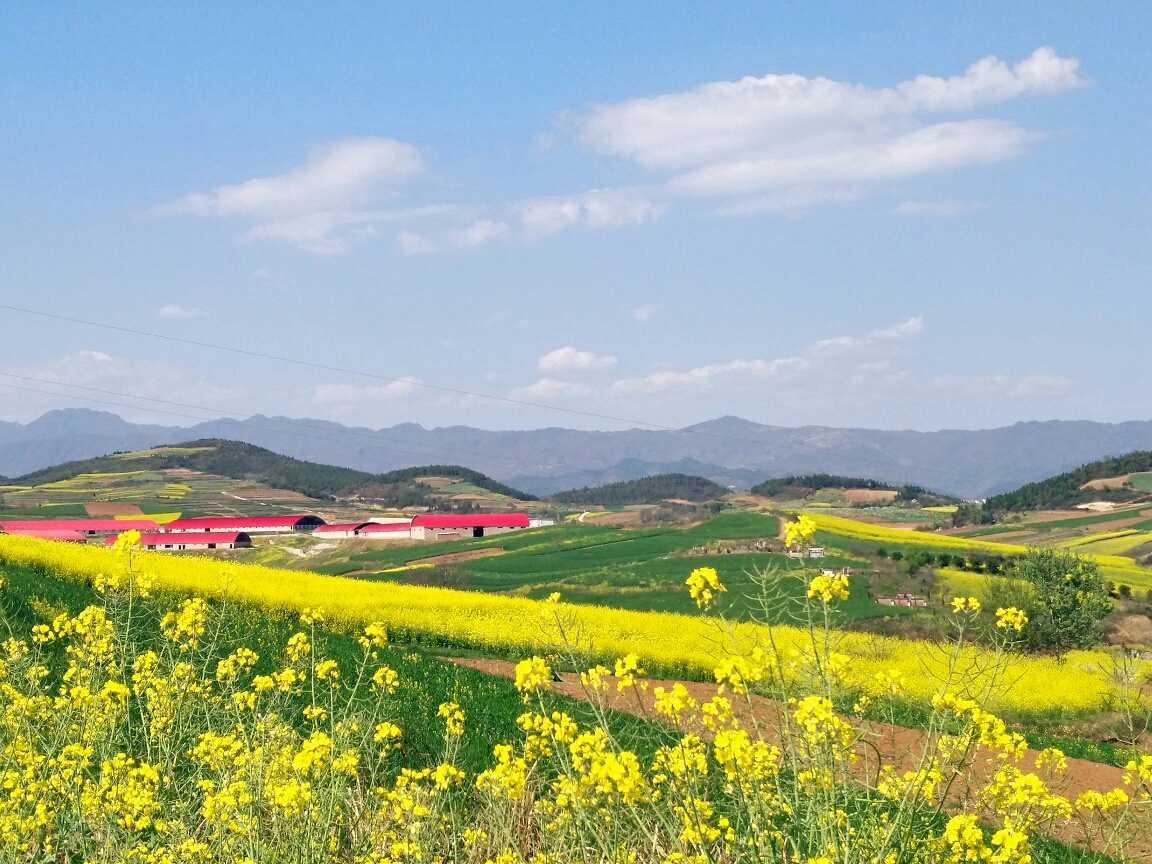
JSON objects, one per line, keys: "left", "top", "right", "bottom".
{"left": 1129, "top": 472, "right": 1152, "bottom": 492}
{"left": 0, "top": 502, "right": 92, "bottom": 517}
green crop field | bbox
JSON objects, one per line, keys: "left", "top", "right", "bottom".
{"left": 1130, "top": 472, "right": 1152, "bottom": 491}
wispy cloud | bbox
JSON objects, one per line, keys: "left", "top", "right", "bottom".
{"left": 312, "top": 378, "right": 421, "bottom": 404}
{"left": 518, "top": 188, "right": 664, "bottom": 236}
{"left": 510, "top": 378, "right": 593, "bottom": 400}
{"left": 571, "top": 48, "right": 1084, "bottom": 209}
{"left": 894, "top": 199, "right": 984, "bottom": 216}
{"left": 157, "top": 305, "right": 202, "bottom": 320}
{"left": 538, "top": 346, "right": 618, "bottom": 372}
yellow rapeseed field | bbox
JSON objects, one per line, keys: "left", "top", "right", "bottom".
{"left": 0, "top": 534, "right": 1142, "bottom": 717}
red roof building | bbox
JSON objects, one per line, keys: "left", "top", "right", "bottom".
{"left": 162, "top": 515, "right": 324, "bottom": 534}
{"left": 410, "top": 512, "right": 529, "bottom": 540}
{"left": 106, "top": 531, "right": 252, "bottom": 550}
{"left": 3, "top": 528, "right": 88, "bottom": 543}
{"left": 357, "top": 521, "right": 412, "bottom": 539}
{"left": 0, "top": 519, "right": 159, "bottom": 535}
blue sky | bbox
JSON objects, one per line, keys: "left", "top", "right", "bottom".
{"left": 1, "top": 2, "right": 1149, "bottom": 432}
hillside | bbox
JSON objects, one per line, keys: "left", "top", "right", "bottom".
{"left": 549, "top": 473, "right": 728, "bottom": 506}
{"left": 4, "top": 440, "right": 534, "bottom": 513}
{"left": 750, "top": 473, "right": 896, "bottom": 497}
{"left": 10, "top": 409, "right": 1152, "bottom": 499}
{"left": 986, "top": 451, "right": 1152, "bottom": 511}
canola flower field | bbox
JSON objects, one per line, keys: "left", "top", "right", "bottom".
{"left": 0, "top": 532, "right": 1149, "bottom": 864}
{"left": 0, "top": 533, "right": 1144, "bottom": 718}
{"left": 807, "top": 513, "right": 1152, "bottom": 591}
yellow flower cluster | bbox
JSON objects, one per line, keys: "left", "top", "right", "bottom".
{"left": 784, "top": 514, "right": 818, "bottom": 549}
{"left": 685, "top": 566, "right": 725, "bottom": 609}
{"left": 807, "top": 573, "right": 850, "bottom": 603}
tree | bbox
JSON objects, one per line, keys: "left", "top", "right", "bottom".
{"left": 1011, "top": 548, "right": 1113, "bottom": 654}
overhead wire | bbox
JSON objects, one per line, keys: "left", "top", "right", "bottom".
{"left": 0, "top": 371, "right": 541, "bottom": 473}
{"left": 0, "top": 302, "right": 967, "bottom": 482}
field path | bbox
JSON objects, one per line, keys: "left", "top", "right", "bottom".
{"left": 450, "top": 658, "right": 1149, "bottom": 858}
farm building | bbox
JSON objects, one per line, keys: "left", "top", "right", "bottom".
{"left": 0, "top": 527, "right": 88, "bottom": 543}
{"left": 0, "top": 519, "right": 159, "bottom": 536}
{"left": 162, "top": 515, "right": 325, "bottom": 534}
{"left": 106, "top": 531, "right": 252, "bottom": 551}
{"left": 312, "top": 523, "right": 366, "bottom": 539}
{"left": 357, "top": 521, "right": 412, "bottom": 540}
{"left": 410, "top": 512, "right": 530, "bottom": 541}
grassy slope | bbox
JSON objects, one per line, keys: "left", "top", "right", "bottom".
{"left": 986, "top": 451, "right": 1152, "bottom": 511}
{"left": 550, "top": 473, "right": 728, "bottom": 505}
{"left": 9, "top": 439, "right": 535, "bottom": 505}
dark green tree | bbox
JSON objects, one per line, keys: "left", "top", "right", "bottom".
{"left": 1012, "top": 548, "right": 1113, "bottom": 654}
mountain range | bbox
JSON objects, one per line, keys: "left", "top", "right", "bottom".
{"left": 4, "top": 409, "right": 1152, "bottom": 499}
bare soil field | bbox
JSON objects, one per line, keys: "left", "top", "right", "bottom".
{"left": 844, "top": 488, "right": 899, "bottom": 504}
{"left": 586, "top": 511, "right": 644, "bottom": 526}
{"left": 84, "top": 502, "right": 145, "bottom": 516}
{"left": 1083, "top": 475, "right": 1135, "bottom": 490}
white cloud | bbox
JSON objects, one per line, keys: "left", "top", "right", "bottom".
{"left": 926, "top": 374, "right": 1073, "bottom": 398}
{"left": 458, "top": 219, "right": 511, "bottom": 247}
{"left": 510, "top": 378, "right": 592, "bottom": 400}
{"left": 519, "top": 188, "right": 664, "bottom": 236}
{"left": 157, "top": 305, "right": 202, "bottom": 320}
{"left": 397, "top": 230, "right": 436, "bottom": 255}
{"left": 538, "top": 346, "right": 618, "bottom": 372}
{"left": 155, "top": 138, "right": 453, "bottom": 253}
{"left": 161, "top": 138, "right": 425, "bottom": 219}
{"left": 895, "top": 199, "right": 984, "bottom": 216}
{"left": 570, "top": 48, "right": 1084, "bottom": 208}
{"left": 610, "top": 317, "right": 924, "bottom": 394}
{"left": 312, "top": 378, "right": 421, "bottom": 404}
{"left": 0, "top": 351, "right": 249, "bottom": 424}
{"left": 631, "top": 304, "right": 660, "bottom": 322}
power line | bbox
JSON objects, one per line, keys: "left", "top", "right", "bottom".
{"left": 0, "top": 302, "right": 966, "bottom": 482}
{"left": 0, "top": 377, "right": 548, "bottom": 477}
{"left": 0, "top": 371, "right": 539, "bottom": 473}
{"left": 0, "top": 302, "right": 677, "bottom": 431}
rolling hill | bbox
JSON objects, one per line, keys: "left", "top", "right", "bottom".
{"left": 2, "top": 440, "right": 534, "bottom": 514}
{"left": 9, "top": 408, "right": 1152, "bottom": 498}
{"left": 985, "top": 451, "right": 1152, "bottom": 511}
{"left": 549, "top": 473, "right": 728, "bottom": 506}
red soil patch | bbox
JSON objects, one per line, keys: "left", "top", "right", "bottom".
{"left": 844, "top": 489, "right": 899, "bottom": 504}
{"left": 85, "top": 502, "right": 144, "bottom": 517}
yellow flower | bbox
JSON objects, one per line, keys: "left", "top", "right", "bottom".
{"left": 951, "top": 596, "right": 981, "bottom": 614}
{"left": 784, "top": 514, "right": 818, "bottom": 547}
{"left": 371, "top": 665, "right": 399, "bottom": 694}
{"left": 807, "top": 572, "right": 849, "bottom": 603}
{"left": 614, "top": 653, "right": 646, "bottom": 691}
{"left": 514, "top": 656, "right": 553, "bottom": 698}
{"left": 995, "top": 607, "right": 1028, "bottom": 631}
{"left": 685, "top": 566, "right": 725, "bottom": 608}
{"left": 438, "top": 701, "right": 465, "bottom": 736}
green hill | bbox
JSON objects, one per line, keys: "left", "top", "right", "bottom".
{"left": 9, "top": 440, "right": 535, "bottom": 507}
{"left": 750, "top": 473, "right": 898, "bottom": 498}
{"left": 550, "top": 473, "right": 727, "bottom": 506}
{"left": 986, "top": 451, "right": 1152, "bottom": 511}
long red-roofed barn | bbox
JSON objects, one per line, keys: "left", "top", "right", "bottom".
{"left": 313, "top": 521, "right": 413, "bottom": 540}
{"left": 357, "top": 521, "right": 412, "bottom": 540}
{"left": 1, "top": 528, "right": 89, "bottom": 543}
{"left": 162, "top": 515, "right": 325, "bottom": 534}
{"left": 0, "top": 519, "right": 159, "bottom": 536}
{"left": 106, "top": 531, "right": 252, "bottom": 550}
{"left": 409, "top": 512, "right": 529, "bottom": 541}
